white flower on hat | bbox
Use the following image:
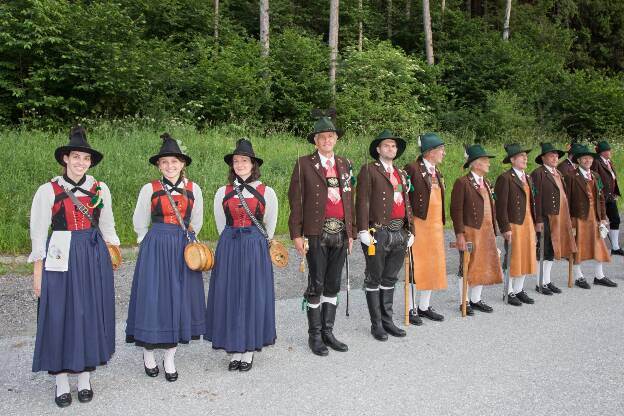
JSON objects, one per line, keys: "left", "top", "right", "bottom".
{"left": 417, "top": 135, "right": 422, "bottom": 147}
{"left": 176, "top": 139, "right": 188, "bottom": 154}
{"left": 464, "top": 149, "right": 469, "bottom": 160}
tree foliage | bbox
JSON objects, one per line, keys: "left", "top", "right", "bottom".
{"left": 0, "top": 0, "right": 623, "bottom": 138}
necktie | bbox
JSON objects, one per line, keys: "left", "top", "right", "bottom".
{"left": 387, "top": 167, "right": 403, "bottom": 204}
{"left": 325, "top": 159, "right": 341, "bottom": 204}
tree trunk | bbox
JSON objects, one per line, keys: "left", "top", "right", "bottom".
{"left": 441, "top": 0, "right": 445, "bottom": 15}
{"left": 387, "top": 0, "right": 392, "bottom": 39}
{"left": 406, "top": 0, "right": 411, "bottom": 19}
{"left": 358, "top": 0, "right": 363, "bottom": 52}
{"left": 329, "top": 0, "right": 340, "bottom": 102}
{"left": 502, "top": 0, "right": 512, "bottom": 40}
{"left": 214, "top": 0, "right": 219, "bottom": 41}
{"left": 260, "top": 0, "right": 270, "bottom": 57}
{"left": 423, "top": 0, "right": 434, "bottom": 65}
{"left": 465, "top": 0, "right": 471, "bottom": 17}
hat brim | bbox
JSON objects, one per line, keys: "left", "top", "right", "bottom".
{"left": 224, "top": 153, "right": 264, "bottom": 167}
{"left": 369, "top": 137, "right": 407, "bottom": 160}
{"left": 149, "top": 152, "right": 192, "bottom": 166}
{"left": 596, "top": 145, "right": 611, "bottom": 153}
{"left": 535, "top": 150, "right": 565, "bottom": 165}
{"left": 502, "top": 148, "right": 532, "bottom": 164}
{"left": 463, "top": 154, "right": 495, "bottom": 169}
{"left": 420, "top": 143, "right": 445, "bottom": 154}
{"left": 307, "top": 129, "right": 344, "bottom": 144}
{"left": 55, "top": 146, "right": 103, "bottom": 167}
{"left": 572, "top": 152, "right": 597, "bottom": 163}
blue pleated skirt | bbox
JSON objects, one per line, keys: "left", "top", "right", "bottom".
{"left": 33, "top": 229, "right": 115, "bottom": 373}
{"left": 126, "top": 223, "right": 206, "bottom": 349}
{"left": 205, "top": 226, "right": 276, "bottom": 353}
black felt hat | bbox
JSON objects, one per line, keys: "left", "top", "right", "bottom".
{"left": 571, "top": 144, "right": 597, "bottom": 163}
{"left": 463, "top": 144, "right": 495, "bottom": 169}
{"left": 307, "top": 116, "right": 344, "bottom": 144}
{"left": 502, "top": 143, "right": 532, "bottom": 164}
{"left": 595, "top": 140, "right": 611, "bottom": 154}
{"left": 224, "top": 138, "right": 263, "bottom": 166}
{"left": 54, "top": 126, "right": 103, "bottom": 167}
{"left": 369, "top": 129, "right": 407, "bottom": 160}
{"left": 149, "top": 133, "right": 192, "bottom": 166}
{"left": 535, "top": 143, "right": 565, "bottom": 165}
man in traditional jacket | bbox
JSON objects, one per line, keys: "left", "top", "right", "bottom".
{"left": 404, "top": 133, "right": 447, "bottom": 324}
{"left": 565, "top": 144, "right": 617, "bottom": 288}
{"left": 450, "top": 144, "right": 503, "bottom": 315}
{"left": 530, "top": 143, "right": 577, "bottom": 294}
{"left": 494, "top": 144, "right": 538, "bottom": 306}
{"left": 558, "top": 142, "right": 584, "bottom": 177}
{"left": 288, "top": 116, "right": 356, "bottom": 356}
{"left": 356, "top": 130, "right": 414, "bottom": 341}
{"left": 592, "top": 140, "right": 623, "bottom": 255}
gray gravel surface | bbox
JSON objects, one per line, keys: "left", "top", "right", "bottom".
{"left": 1, "top": 231, "right": 623, "bottom": 415}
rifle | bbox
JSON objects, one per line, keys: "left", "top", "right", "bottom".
{"left": 450, "top": 240, "right": 473, "bottom": 317}
{"left": 502, "top": 238, "right": 512, "bottom": 302}
{"left": 537, "top": 230, "right": 545, "bottom": 292}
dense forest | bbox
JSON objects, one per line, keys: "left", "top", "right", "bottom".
{"left": 1, "top": 0, "right": 623, "bottom": 140}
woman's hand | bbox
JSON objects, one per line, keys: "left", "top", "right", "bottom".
{"left": 33, "top": 260, "right": 43, "bottom": 298}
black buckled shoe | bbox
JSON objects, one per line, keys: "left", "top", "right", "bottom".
{"left": 417, "top": 307, "right": 445, "bottom": 322}
{"left": 228, "top": 360, "right": 241, "bottom": 371}
{"left": 459, "top": 303, "right": 474, "bottom": 316}
{"left": 594, "top": 277, "right": 618, "bottom": 287}
{"left": 611, "top": 248, "right": 624, "bottom": 256}
{"left": 320, "top": 303, "right": 348, "bottom": 351}
{"left": 575, "top": 278, "right": 591, "bottom": 289}
{"left": 535, "top": 285, "right": 553, "bottom": 295}
{"left": 409, "top": 309, "right": 424, "bottom": 325}
{"left": 366, "top": 291, "right": 389, "bottom": 340}
{"left": 379, "top": 288, "right": 406, "bottom": 337}
{"left": 144, "top": 363, "right": 159, "bottom": 378}
{"left": 163, "top": 361, "right": 178, "bottom": 382}
{"left": 546, "top": 282, "right": 562, "bottom": 294}
{"left": 55, "top": 388, "right": 72, "bottom": 408}
{"left": 506, "top": 293, "right": 522, "bottom": 306}
{"left": 306, "top": 306, "right": 329, "bottom": 356}
{"left": 516, "top": 290, "right": 535, "bottom": 304}
{"left": 469, "top": 300, "right": 493, "bottom": 313}
{"left": 239, "top": 358, "right": 253, "bottom": 372}
{"left": 77, "top": 386, "right": 93, "bottom": 403}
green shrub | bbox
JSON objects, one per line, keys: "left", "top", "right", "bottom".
{"left": 268, "top": 30, "right": 332, "bottom": 132}
{"left": 336, "top": 41, "right": 430, "bottom": 137}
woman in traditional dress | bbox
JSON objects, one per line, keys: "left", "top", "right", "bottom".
{"left": 126, "top": 133, "right": 205, "bottom": 382}
{"left": 205, "top": 138, "right": 277, "bottom": 372}
{"left": 30, "top": 126, "right": 120, "bottom": 407}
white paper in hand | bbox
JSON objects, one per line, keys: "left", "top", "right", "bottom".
{"left": 44, "top": 231, "right": 72, "bottom": 272}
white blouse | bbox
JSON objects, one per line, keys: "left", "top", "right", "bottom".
{"left": 213, "top": 180, "right": 278, "bottom": 239}
{"left": 29, "top": 175, "right": 120, "bottom": 263}
{"left": 133, "top": 178, "right": 204, "bottom": 243}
